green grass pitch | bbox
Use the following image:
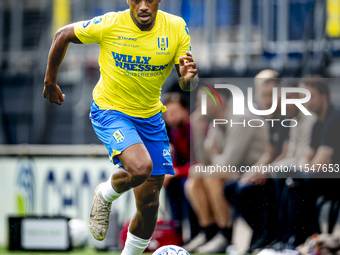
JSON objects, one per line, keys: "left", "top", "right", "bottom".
{"left": 0, "top": 247, "right": 227, "bottom": 255}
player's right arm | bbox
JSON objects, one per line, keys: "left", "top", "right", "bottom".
{"left": 43, "top": 24, "right": 82, "bottom": 105}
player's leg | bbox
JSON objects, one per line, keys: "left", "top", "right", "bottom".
{"left": 110, "top": 143, "right": 153, "bottom": 193}
{"left": 89, "top": 101, "right": 157, "bottom": 240}
{"left": 89, "top": 143, "right": 153, "bottom": 240}
{"left": 121, "top": 175, "right": 164, "bottom": 255}
{"left": 120, "top": 112, "right": 173, "bottom": 255}
{"left": 89, "top": 102, "right": 173, "bottom": 243}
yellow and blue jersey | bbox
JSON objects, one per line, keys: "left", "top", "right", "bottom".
{"left": 74, "top": 9, "right": 191, "bottom": 118}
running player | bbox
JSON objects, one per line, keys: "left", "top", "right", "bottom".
{"left": 43, "top": 0, "right": 197, "bottom": 254}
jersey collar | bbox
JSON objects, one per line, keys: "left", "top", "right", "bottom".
{"left": 127, "top": 9, "right": 159, "bottom": 32}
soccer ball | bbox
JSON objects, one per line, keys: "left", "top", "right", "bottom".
{"left": 152, "top": 245, "right": 189, "bottom": 255}
{"left": 68, "top": 219, "right": 89, "bottom": 248}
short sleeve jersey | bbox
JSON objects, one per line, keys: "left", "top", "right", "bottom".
{"left": 74, "top": 10, "right": 191, "bottom": 118}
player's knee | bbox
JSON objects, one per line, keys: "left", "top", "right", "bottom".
{"left": 130, "top": 160, "right": 153, "bottom": 187}
{"left": 138, "top": 199, "right": 160, "bottom": 217}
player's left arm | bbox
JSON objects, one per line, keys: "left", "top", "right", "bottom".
{"left": 175, "top": 52, "right": 198, "bottom": 91}
{"left": 44, "top": 24, "right": 83, "bottom": 105}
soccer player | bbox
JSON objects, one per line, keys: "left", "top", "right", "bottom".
{"left": 43, "top": 1, "right": 198, "bottom": 254}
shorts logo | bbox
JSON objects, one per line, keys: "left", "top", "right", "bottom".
{"left": 113, "top": 130, "right": 125, "bottom": 143}
{"left": 163, "top": 149, "right": 171, "bottom": 157}
{"left": 158, "top": 37, "right": 169, "bottom": 51}
{"left": 83, "top": 20, "right": 91, "bottom": 28}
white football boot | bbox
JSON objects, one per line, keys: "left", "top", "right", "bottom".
{"left": 88, "top": 183, "right": 112, "bottom": 241}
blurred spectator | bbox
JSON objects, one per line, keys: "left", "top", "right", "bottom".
{"left": 222, "top": 70, "right": 283, "bottom": 252}
{"left": 258, "top": 80, "right": 317, "bottom": 248}
{"left": 163, "top": 93, "right": 191, "bottom": 180}
{"left": 248, "top": 70, "right": 289, "bottom": 173}
{"left": 299, "top": 75, "right": 340, "bottom": 169}
{"left": 254, "top": 76, "right": 340, "bottom": 250}
{"left": 184, "top": 87, "right": 268, "bottom": 253}
{"left": 162, "top": 93, "right": 199, "bottom": 241}
{"left": 297, "top": 76, "right": 340, "bottom": 233}
{"left": 224, "top": 72, "right": 317, "bottom": 253}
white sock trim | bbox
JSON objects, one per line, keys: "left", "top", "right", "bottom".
{"left": 101, "top": 174, "right": 122, "bottom": 202}
{"left": 121, "top": 231, "right": 151, "bottom": 255}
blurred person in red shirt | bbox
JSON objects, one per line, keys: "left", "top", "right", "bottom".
{"left": 162, "top": 92, "right": 199, "bottom": 241}
{"left": 163, "top": 93, "right": 191, "bottom": 180}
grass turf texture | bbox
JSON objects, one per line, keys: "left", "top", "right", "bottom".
{"left": 0, "top": 247, "right": 115, "bottom": 255}
{"left": 0, "top": 247, "right": 230, "bottom": 255}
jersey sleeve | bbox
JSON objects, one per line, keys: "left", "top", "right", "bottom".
{"left": 74, "top": 15, "right": 104, "bottom": 44}
{"left": 174, "top": 18, "right": 191, "bottom": 65}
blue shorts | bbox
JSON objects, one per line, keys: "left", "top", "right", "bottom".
{"left": 90, "top": 100, "right": 174, "bottom": 176}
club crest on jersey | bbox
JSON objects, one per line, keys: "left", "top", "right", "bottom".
{"left": 113, "top": 130, "right": 125, "bottom": 143}
{"left": 158, "top": 37, "right": 169, "bottom": 51}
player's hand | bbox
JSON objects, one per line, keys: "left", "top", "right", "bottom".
{"left": 179, "top": 52, "right": 198, "bottom": 81}
{"left": 43, "top": 83, "right": 65, "bottom": 105}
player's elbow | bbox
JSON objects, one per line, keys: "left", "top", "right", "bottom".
{"left": 54, "top": 27, "right": 66, "bottom": 41}
{"left": 53, "top": 25, "right": 75, "bottom": 44}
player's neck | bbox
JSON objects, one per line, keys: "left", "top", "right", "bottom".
{"left": 129, "top": 11, "right": 157, "bottom": 31}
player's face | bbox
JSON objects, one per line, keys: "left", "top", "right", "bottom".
{"left": 300, "top": 84, "right": 325, "bottom": 115}
{"left": 128, "top": 0, "right": 162, "bottom": 31}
